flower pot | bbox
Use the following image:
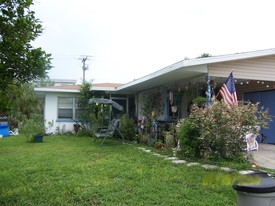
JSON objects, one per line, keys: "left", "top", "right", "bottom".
{"left": 155, "top": 144, "right": 162, "bottom": 149}
{"left": 73, "top": 124, "right": 80, "bottom": 133}
{"left": 34, "top": 135, "right": 43, "bottom": 143}
{"left": 147, "top": 138, "right": 155, "bottom": 146}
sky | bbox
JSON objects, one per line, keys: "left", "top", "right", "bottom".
{"left": 32, "top": 0, "right": 275, "bottom": 84}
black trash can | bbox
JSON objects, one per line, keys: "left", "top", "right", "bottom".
{"left": 233, "top": 171, "right": 275, "bottom": 206}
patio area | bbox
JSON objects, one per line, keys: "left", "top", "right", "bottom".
{"left": 251, "top": 143, "right": 275, "bottom": 170}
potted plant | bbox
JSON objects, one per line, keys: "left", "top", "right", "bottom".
{"left": 20, "top": 113, "right": 45, "bottom": 143}
{"left": 141, "top": 134, "right": 149, "bottom": 145}
{"left": 154, "top": 139, "right": 163, "bottom": 149}
{"left": 192, "top": 96, "right": 207, "bottom": 107}
{"left": 134, "top": 133, "right": 141, "bottom": 143}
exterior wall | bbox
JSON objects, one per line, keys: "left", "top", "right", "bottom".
{"left": 208, "top": 55, "right": 275, "bottom": 81}
{"left": 44, "top": 93, "right": 57, "bottom": 134}
{"left": 44, "top": 92, "right": 80, "bottom": 134}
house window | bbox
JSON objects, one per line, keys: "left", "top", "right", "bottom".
{"left": 58, "top": 97, "right": 83, "bottom": 119}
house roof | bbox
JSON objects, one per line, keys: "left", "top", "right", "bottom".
{"left": 117, "top": 48, "right": 275, "bottom": 93}
{"left": 50, "top": 79, "right": 77, "bottom": 85}
{"left": 35, "top": 84, "right": 82, "bottom": 93}
{"left": 90, "top": 83, "right": 123, "bottom": 91}
{"left": 34, "top": 83, "right": 123, "bottom": 98}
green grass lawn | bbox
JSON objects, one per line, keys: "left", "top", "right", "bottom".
{"left": 0, "top": 135, "right": 238, "bottom": 206}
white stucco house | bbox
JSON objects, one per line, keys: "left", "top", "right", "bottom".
{"left": 35, "top": 48, "right": 275, "bottom": 143}
{"left": 35, "top": 83, "right": 124, "bottom": 134}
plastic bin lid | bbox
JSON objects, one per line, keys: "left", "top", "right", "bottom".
{"left": 233, "top": 172, "right": 275, "bottom": 193}
{"left": 0, "top": 124, "right": 8, "bottom": 128}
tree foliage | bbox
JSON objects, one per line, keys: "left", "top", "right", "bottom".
{"left": 197, "top": 53, "right": 212, "bottom": 58}
{"left": 0, "top": 0, "right": 52, "bottom": 89}
{"left": 77, "top": 82, "right": 103, "bottom": 136}
{"left": 0, "top": 83, "right": 42, "bottom": 128}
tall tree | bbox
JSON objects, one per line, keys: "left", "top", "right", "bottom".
{"left": 0, "top": 0, "right": 52, "bottom": 89}
{"left": 197, "top": 53, "right": 212, "bottom": 58}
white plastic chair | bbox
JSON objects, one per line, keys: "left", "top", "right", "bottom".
{"left": 9, "top": 128, "right": 19, "bottom": 136}
{"left": 246, "top": 133, "right": 258, "bottom": 151}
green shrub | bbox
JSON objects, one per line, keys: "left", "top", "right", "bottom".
{"left": 177, "top": 119, "right": 202, "bottom": 159}
{"left": 119, "top": 115, "right": 135, "bottom": 141}
{"left": 192, "top": 96, "right": 207, "bottom": 107}
{"left": 177, "top": 99, "right": 271, "bottom": 161}
{"left": 19, "top": 113, "right": 45, "bottom": 143}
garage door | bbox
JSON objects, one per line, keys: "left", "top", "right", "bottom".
{"left": 244, "top": 90, "right": 275, "bottom": 144}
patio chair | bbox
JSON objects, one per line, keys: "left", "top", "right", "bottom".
{"left": 9, "top": 128, "right": 19, "bottom": 136}
{"left": 246, "top": 133, "right": 259, "bottom": 151}
{"left": 94, "top": 119, "right": 125, "bottom": 146}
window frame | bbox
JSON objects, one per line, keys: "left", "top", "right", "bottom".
{"left": 57, "top": 97, "right": 83, "bottom": 121}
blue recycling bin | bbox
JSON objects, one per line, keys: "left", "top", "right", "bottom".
{"left": 0, "top": 124, "right": 10, "bottom": 137}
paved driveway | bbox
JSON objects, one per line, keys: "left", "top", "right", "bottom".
{"left": 251, "top": 143, "right": 275, "bottom": 170}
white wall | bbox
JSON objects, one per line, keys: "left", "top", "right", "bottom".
{"left": 44, "top": 92, "right": 80, "bottom": 134}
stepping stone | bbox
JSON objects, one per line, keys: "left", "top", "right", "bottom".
{"left": 165, "top": 157, "right": 179, "bottom": 160}
{"left": 239, "top": 170, "right": 255, "bottom": 175}
{"left": 137, "top": 147, "right": 146, "bottom": 150}
{"left": 152, "top": 153, "right": 163, "bottom": 157}
{"left": 202, "top": 164, "right": 218, "bottom": 170}
{"left": 172, "top": 160, "right": 186, "bottom": 164}
{"left": 220, "top": 167, "right": 233, "bottom": 172}
{"left": 144, "top": 149, "right": 151, "bottom": 153}
{"left": 187, "top": 162, "right": 200, "bottom": 167}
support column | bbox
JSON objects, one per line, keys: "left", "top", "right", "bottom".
{"left": 207, "top": 74, "right": 212, "bottom": 106}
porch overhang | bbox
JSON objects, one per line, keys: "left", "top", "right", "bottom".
{"left": 117, "top": 48, "right": 275, "bottom": 93}
{"left": 118, "top": 63, "right": 208, "bottom": 93}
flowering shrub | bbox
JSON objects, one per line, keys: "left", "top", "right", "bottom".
{"left": 177, "top": 99, "right": 271, "bottom": 161}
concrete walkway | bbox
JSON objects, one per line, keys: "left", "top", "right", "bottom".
{"left": 250, "top": 143, "right": 275, "bottom": 170}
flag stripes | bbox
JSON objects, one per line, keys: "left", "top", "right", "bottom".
{"left": 219, "top": 72, "right": 238, "bottom": 107}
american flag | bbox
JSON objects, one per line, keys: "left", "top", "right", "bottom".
{"left": 219, "top": 72, "right": 238, "bottom": 107}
